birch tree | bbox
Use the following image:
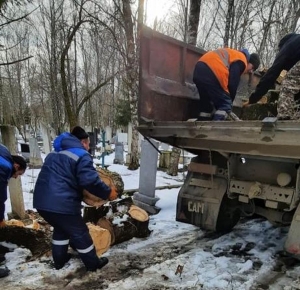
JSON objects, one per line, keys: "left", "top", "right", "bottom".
{"left": 187, "top": 0, "right": 202, "bottom": 45}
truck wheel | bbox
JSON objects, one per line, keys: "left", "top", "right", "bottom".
{"left": 216, "top": 194, "right": 240, "bottom": 233}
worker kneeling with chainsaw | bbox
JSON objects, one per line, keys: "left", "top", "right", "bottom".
{"left": 33, "top": 126, "right": 117, "bottom": 271}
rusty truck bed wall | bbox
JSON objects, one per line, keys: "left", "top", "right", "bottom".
{"left": 139, "top": 25, "right": 206, "bottom": 122}
{"left": 138, "top": 25, "right": 261, "bottom": 123}
{"left": 138, "top": 26, "right": 300, "bottom": 159}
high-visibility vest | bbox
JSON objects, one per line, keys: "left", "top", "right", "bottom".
{"left": 198, "top": 48, "right": 248, "bottom": 93}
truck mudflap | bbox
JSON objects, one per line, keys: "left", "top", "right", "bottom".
{"left": 285, "top": 202, "right": 300, "bottom": 258}
{"left": 176, "top": 174, "right": 240, "bottom": 232}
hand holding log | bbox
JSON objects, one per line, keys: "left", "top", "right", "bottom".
{"left": 83, "top": 168, "right": 123, "bottom": 206}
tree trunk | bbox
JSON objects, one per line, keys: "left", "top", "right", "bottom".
{"left": 167, "top": 147, "right": 181, "bottom": 176}
{"left": 121, "top": 0, "right": 143, "bottom": 170}
{"left": 187, "top": 0, "right": 202, "bottom": 45}
{"left": 224, "top": 0, "right": 235, "bottom": 47}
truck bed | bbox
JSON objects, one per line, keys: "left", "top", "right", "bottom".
{"left": 138, "top": 119, "right": 300, "bottom": 159}
{"left": 138, "top": 26, "right": 300, "bottom": 159}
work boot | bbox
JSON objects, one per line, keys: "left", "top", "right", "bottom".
{"left": 98, "top": 257, "right": 109, "bottom": 269}
{"left": 0, "top": 255, "right": 5, "bottom": 265}
{"left": 0, "top": 268, "right": 9, "bottom": 278}
{"left": 54, "top": 253, "right": 73, "bottom": 270}
{"left": 87, "top": 257, "right": 109, "bottom": 272}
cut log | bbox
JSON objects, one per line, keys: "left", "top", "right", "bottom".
{"left": 0, "top": 211, "right": 52, "bottom": 259}
{"left": 96, "top": 167, "right": 124, "bottom": 194}
{"left": 83, "top": 193, "right": 108, "bottom": 208}
{"left": 97, "top": 217, "right": 116, "bottom": 245}
{"left": 0, "top": 225, "right": 51, "bottom": 258}
{"left": 87, "top": 223, "right": 111, "bottom": 256}
{"left": 83, "top": 198, "right": 151, "bottom": 245}
{"left": 83, "top": 167, "right": 124, "bottom": 207}
{"left": 5, "top": 219, "right": 25, "bottom": 227}
{"left": 233, "top": 90, "right": 279, "bottom": 120}
{"left": 83, "top": 197, "right": 133, "bottom": 224}
{"left": 128, "top": 205, "right": 149, "bottom": 222}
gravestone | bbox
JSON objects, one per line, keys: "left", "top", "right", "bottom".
{"left": 0, "top": 125, "right": 26, "bottom": 219}
{"left": 117, "top": 132, "right": 128, "bottom": 144}
{"left": 40, "top": 122, "right": 52, "bottom": 154}
{"left": 133, "top": 139, "right": 160, "bottom": 214}
{"left": 113, "top": 142, "right": 124, "bottom": 164}
{"left": 20, "top": 143, "right": 30, "bottom": 162}
{"left": 29, "top": 138, "right": 43, "bottom": 168}
{"left": 105, "top": 126, "right": 112, "bottom": 143}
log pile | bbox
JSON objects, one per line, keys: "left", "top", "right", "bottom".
{"left": 0, "top": 169, "right": 151, "bottom": 260}
{"left": 83, "top": 197, "right": 151, "bottom": 250}
{"left": 233, "top": 68, "right": 287, "bottom": 120}
{"left": 234, "top": 90, "right": 279, "bottom": 120}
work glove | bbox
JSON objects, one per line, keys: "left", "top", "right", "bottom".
{"left": 0, "top": 220, "right": 6, "bottom": 227}
{"left": 108, "top": 186, "right": 118, "bottom": 201}
{"left": 242, "top": 101, "right": 250, "bottom": 108}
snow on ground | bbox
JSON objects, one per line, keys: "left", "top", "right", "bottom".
{"left": 1, "top": 147, "right": 300, "bottom": 289}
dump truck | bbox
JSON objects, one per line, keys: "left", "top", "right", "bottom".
{"left": 137, "top": 26, "right": 300, "bottom": 259}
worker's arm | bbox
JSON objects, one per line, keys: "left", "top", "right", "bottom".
{"left": 76, "top": 154, "right": 112, "bottom": 200}
{"left": 228, "top": 61, "right": 246, "bottom": 101}
{"left": 248, "top": 53, "right": 288, "bottom": 104}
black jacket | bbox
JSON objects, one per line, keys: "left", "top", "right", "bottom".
{"left": 249, "top": 33, "right": 300, "bottom": 104}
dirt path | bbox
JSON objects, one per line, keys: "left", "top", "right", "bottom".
{"left": 3, "top": 219, "right": 300, "bottom": 290}
{"left": 61, "top": 231, "right": 232, "bottom": 289}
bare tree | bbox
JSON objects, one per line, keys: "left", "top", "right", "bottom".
{"left": 187, "top": 0, "right": 202, "bottom": 45}
{"left": 223, "top": 0, "right": 234, "bottom": 47}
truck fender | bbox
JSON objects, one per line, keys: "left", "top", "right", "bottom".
{"left": 284, "top": 203, "right": 300, "bottom": 258}
{"left": 176, "top": 176, "right": 231, "bottom": 231}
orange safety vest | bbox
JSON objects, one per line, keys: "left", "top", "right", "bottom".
{"left": 198, "top": 48, "right": 248, "bottom": 93}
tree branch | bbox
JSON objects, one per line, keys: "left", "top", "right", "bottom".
{"left": 0, "top": 6, "right": 39, "bottom": 28}
{"left": 76, "top": 69, "right": 126, "bottom": 115}
{"left": 0, "top": 55, "right": 33, "bottom": 66}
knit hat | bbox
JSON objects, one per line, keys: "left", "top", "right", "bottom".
{"left": 71, "top": 126, "right": 89, "bottom": 140}
{"left": 249, "top": 53, "right": 260, "bottom": 71}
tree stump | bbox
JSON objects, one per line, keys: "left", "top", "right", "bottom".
{"left": 83, "top": 198, "right": 151, "bottom": 246}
